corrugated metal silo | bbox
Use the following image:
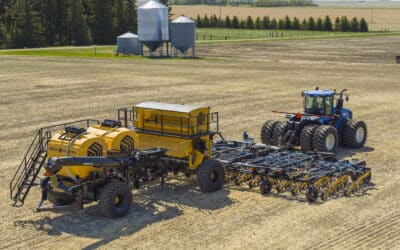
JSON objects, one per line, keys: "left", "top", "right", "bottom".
{"left": 116, "top": 32, "right": 141, "bottom": 55}
{"left": 137, "top": 0, "right": 169, "bottom": 52}
{"left": 171, "top": 16, "right": 195, "bottom": 57}
{"left": 136, "top": 0, "right": 148, "bottom": 7}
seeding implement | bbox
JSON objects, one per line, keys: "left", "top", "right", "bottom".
{"left": 212, "top": 145, "right": 371, "bottom": 202}
{"left": 261, "top": 88, "right": 368, "bottom": 153}
{"left": 9, "top": 102, "right": 372, "bottom": 218}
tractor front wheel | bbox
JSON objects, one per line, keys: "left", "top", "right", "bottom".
{"left": 197, "top": 160, "right": 225, "bottom": 193}
{"left": 98, "top": 180, "right": 132, "bottom": 218}
{"left": 260, "top": 120, "right": 279, "bottom": 145}
{"left": 312, "top": 125, "right": 338, "bottom": 153}
{"left": 343, "top": 119, "right": 367, "bottom": 148}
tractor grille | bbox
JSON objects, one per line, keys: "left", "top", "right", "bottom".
{"left": 87, "top": 143, "right": 103, "bottom": 156}
{"left": 120, "top": 136, "right": 134, "bottom": 153}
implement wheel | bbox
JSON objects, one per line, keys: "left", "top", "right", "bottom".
{"left": 98, "top": 180, "right": 132, "bottom": 218}
{"left": 260, "top": 120, "right": 279, "bottom": 145}
{"left": 260, "top": 179, "right": 272, "bottom": 195}
{"left": 306, "top": 186, "right": 319, "bottom": 203}
{"left": 197, "top": 160, "right": 225, "bottom": 193}
{"left": 312, "top": 125, "right": 338, "bottom": 153}
{"left": 343, "top": 119, "right": 367, "bottom": 148}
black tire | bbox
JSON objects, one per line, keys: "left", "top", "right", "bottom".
{"left": 343, "top": 119, "right": 367, "bottom": 148}
{"left": 312, "top": 125, "right": 338, "bottom": 153}
{"left": 98, "top": 180, "right": 132, "bottom": 218}
{"left": 260, "top": 179, "right": 272, "bottom": 195}
{"left": 306, "top": 186, "right": 319, "bottom": 203}
{"left": 47, "top": 189, "right": 76, "bottom": 206}
{"left": 272, "top": 121, "right": 288, "bottom": 146}
{"left": 197, "top": 160, "right": 225, "bottom": 193}
{"left": 260, "top": 120, "right": 279, "bottom": 145}
{"left": 300, "top": 125, "right": 317, "bottom": 152}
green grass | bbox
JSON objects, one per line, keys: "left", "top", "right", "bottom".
{"left": 1, "top": 28, "right": 399, "bottom": 59}
{"left": 0, "top": 46, "right": 128, "bottom": 59}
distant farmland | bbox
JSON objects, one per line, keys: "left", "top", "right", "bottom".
{"left": 172, "top": 5, "right": 400, "bottom": 31}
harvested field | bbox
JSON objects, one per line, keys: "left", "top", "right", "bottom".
{"left": 1, "top": 35, "right": 400, "bottom": 249}
{"left": 172, "top": 5, "right": 400, "bottom": 31}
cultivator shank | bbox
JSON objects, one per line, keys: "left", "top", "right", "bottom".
{"left": 213, "top": 145, "right": 371, "bottom": 203}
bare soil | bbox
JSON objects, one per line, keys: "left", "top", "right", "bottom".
{"left": 1, "top": 36, "right": 400, "bottom": 249}
{"left": 172, "top": 5, "right": 400, "bottom": 31}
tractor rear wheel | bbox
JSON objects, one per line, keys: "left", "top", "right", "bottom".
{"left": 300, "top": 125, "right": 317, "bottom": 152}
{"left": 272, "top": 121, "right": 288, "bottom": 146}
{"left": 98, "top": 180, "right": 132, "bottom": 218}
{"left": 312, "top": 125, "right": 338, "bottom": 153}
{"left": 260, "top": 120, "right": 279, "bottom": 145}
{"left": 197, "top": 160, "right": 225, "bottom": 193}
{"left": 343, "top": 119, "right": 367, "bottom": 148}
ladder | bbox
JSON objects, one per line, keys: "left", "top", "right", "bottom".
{"left": 9, "top": 119, "right": 100, "bottom": 206}
{"left": 10, "top": 129, "right": 51, "bottom": 206}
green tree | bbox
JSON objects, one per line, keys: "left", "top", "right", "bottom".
{"left": 271, "top": 17, "right": 277, "bottom": 29}
{"left": 70, "top": 0, "right": 90, "bottom": 45}
{"left": 307, "top": 17, "right": 315, "bottom": 30}
{"left": 239, "top": 19, "right": 246, "bottom": 29}
{"left": 262, "top": 16, "right": 270, "bottom": 29}
{"left": 9, "top": 0, "right": 44, "bottom": 48}
{"left": 94, "top": 0, "right": 113, "bottom": 44}
{"left": 196, "top": 14, "right": 202, "bottom": 28}
{"left": 54, "top": 0, "right": 69, "bottom": 45}
{"left": 316, "top": 17, "right": 323, "bottom": 31}
{"left": 210, "top": 14, "right": 218, "bottom": 28}
{"left": 359, "top": 17, "right": 368, "bottom": 32}
{"left": 301, "top": 18, "right": 307, "bottom": 30}
{"left": 350, "top": 17, "right": 359, "bottom": 32}
{"left": 324, "top": 15, "right": 332, "bottom": 31}
{"left": 203, "top": 14, "right": 209, "bottom": 27}
{"left": 126, "top": 0, "right": 137, "bottom": 33}
{"left": 0, "top": 24, "right": 4, "bottom": 47}
{"left": 224, "top": 15, "right": 231, "bottom": 28}
{"left": 278, "top": 19, "right": 285, "bottom": 30}
{"left": 335, "top": 17, "right": 341, "bottom": 31}
{"left": 246, "top": 16, "right": 254, "bottom": 29}
{"left": 114, "top": 0, "right": 126, "bottom": 35}
{"left": 232, "top": 15, "right": 239, "bottom": 29}
{"left": 255, "top": 17, "right": 262, "bottom": 29}
{"left": 292, "top": 17, "right": 300, "bottom": 30}
{"left": 284, "top": 15, "right": 291, "bottom": 29}
{"left": 341, "top": 16, "right": 350, "bottom": 32}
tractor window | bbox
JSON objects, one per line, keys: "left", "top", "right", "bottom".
{"left": 304, "top": 95, "right": 324, "bottom": 115}
{"left": 324, "top": 96, "right": 334, "bottom": 116}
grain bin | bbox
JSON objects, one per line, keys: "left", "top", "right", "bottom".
{"left": 136, "top": 0, "right": 148, "bottom": 7}
{"left": 137, "top": 0, "right": 169, "bottom": 53}
{"left": 171, "top": 16, "right": 195, "bottom": 57}
{"left": 116, "top": 32, "right": 141, "bottom": 55}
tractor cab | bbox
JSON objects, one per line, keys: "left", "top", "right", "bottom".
{"left": 302, "top": 89, "right": 335, "bottom": 116}
{"left": 301, "top": 88, "right": 351, "bottom": 120}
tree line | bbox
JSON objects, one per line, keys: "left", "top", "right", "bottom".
{"left": 0, "top": 0, "right": 169, "bottom": 49}
{"left": 196, "top": 14, "right": 369, "bottom": 32}
{"left": 170, "top": 0, "right": 316, "bottom": 7}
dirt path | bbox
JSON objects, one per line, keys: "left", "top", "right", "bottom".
{"left": 1, "top": 36, "right": 400, "bottom": 249}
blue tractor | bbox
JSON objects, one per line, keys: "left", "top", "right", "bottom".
{"left": 260, "top": 88, "right": 367, "bottom": 153}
